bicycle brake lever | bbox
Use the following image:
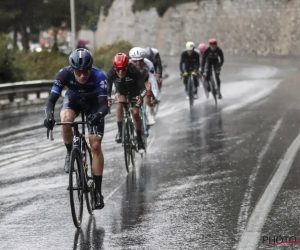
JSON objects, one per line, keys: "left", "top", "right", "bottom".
{"left": 93, "top": 126, "right": 101, "bottom": 138}
{"left": 50, "top": 130, "right": 54, "bottom": 141}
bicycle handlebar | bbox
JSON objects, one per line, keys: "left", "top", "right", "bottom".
{"left": 46, "top": 121, "right": 100, "bottom": 140}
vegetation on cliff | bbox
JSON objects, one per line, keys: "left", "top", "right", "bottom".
{"left": 132, "top": 0, "right": 197, "bottom": 17}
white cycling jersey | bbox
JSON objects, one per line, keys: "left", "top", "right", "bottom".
{"left": 130, "top": 58, "right": 159, "bottom": 100}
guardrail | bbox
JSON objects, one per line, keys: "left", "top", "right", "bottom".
{"left": 0, "top": 80, "right": 53, "bottom": 102}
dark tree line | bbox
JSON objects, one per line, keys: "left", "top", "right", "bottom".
{"left": 0, "top": 0, "right": 114, "bottom": 51}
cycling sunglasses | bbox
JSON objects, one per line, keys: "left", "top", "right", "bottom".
{"left": 74, "top": 69, "right": 90, "bottom": 76}
{"left": 131, "top": 59, "right": 144, "bottom": 62}
{"left": 114, "top": 67, "right": 127, "bottom": 72}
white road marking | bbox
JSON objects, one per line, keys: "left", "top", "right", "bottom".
{"left": 237, "top": 131, "right": 300, "bottom": 250}
{"left": 235, "top": 118, "right": 283, "bottom": 246}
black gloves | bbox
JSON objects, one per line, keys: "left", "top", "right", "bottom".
{"left": 88, "top": 112, "right": 102, "bottom": 125}
{"left": 44, "top": 114, "right": 56, "bottom": 130}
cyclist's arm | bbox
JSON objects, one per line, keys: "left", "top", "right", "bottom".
{"left": 45, "top": 70, "right": 66, "bottom": 116}
{"left": 154, "top": 53, "right": 163, "bottom": 76}
{"left": 179, "top": 52, "right": 185, "bottom": 73}
{"left": 194, "top": 51, "right": 200, "bottom": 72}
{"left": 106, "top": 66, "right": 115, "bottom": 97}
{"left": 95, "top": 72, "right": 109, "bottom": 117}
{"left": 45, "top": 92, "right": 59, "bottom": 117}
{"left": 219, "top": 48, "right": 224, "bottom": 67}
{"left": 148, "top": 71, "right": 159, "bottom": 100}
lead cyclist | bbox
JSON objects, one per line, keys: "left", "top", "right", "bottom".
{"left": 129, "top": 47, "right": 159, "bottom": 126}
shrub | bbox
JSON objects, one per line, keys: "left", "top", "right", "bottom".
{"left": 132, "top": 0, "right": 196, "bottom": 17}
{"left": 93, "top": 40, "right": 133, "bottom": 72}
{"left": 0, "top": 33, "right": 24, "bottom": 83}
{"left": 15, "top": 49, "right": 67, "bottom": 80}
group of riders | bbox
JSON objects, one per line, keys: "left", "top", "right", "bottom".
{"left": 43, "top": 39, "right": 224, "bottom": 210}
{"left": 180, "top": 39, "right": 224, "bottom": 100}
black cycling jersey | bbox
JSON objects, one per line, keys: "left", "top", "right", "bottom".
{"left": 179, "top": 50, "right": 200, "bottom": 73}
{"left": 144, "top": 48, "right": 163, "bottom": 75}
{"left": 201, "top": 47, "right": 224, "bottom": 72}
{"left": 106, "top": 62, "right": 146, "bottom": 97}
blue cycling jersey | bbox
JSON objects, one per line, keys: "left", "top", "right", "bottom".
{"left": 51, "top": 66, "right": 107, "bottom": 98}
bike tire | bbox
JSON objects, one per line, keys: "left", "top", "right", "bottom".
{"left": 203, "top": 79, "right": 209, "bottom": 99}
{"left": 211, "top": 66, "right": 218, "bottom": 106}
{"left": 129, "top": 121, "right": 136, "bottom": 168}
{"left": 210, "top": 78, "right": 218, "bottom": 107}
{"left": 141, "top": 106, "right": 148, "bottom": 158}
{"left": 83, "top": 143, "right": 94, "bottom": 215}
{"left": 153, "top": 101, "right": 160, "bottom": 117}
{"left": 122, "top": 119, "right": 131, "bottom": 173}
{"left": 69, "top": 148, "right": 84, "bottom": 229}
{"left": 188, "top": 75, "right": 194, "bottom": 108}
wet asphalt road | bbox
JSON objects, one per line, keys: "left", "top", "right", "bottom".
{"left": 1, "top": 55, "right": 300, "bottom": 249}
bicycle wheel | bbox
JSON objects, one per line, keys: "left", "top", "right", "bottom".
{"left": 83, "top": 142, "right": 94, "bottom": 215}
{"left": 203, "top": 78, "right": 209, "bottom": 99}
{"left": 69, "top": 147, "right": 84, "bottom": 229}
{"left": 122, "top": 119, "right": 131, "bottom": 172}
{"left": 188, "top": 75, "right": 194, "bottom": 108}
{"left": 211, "top": 66, "right": 218, "bottom": 106}
{"left": 129, "top": 120, "right": 136, "bottom": 167}
{"left": 153, "top": 101, "right": 160, "bottom": 117}
{"left": 210, "top": 78, "right": 217, "bottom": 107}
{"left": 141, "top": 107, "right": 148, "bottom": 158}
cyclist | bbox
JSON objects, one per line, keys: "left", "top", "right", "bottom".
{"left": 198, "top": 43, "right": 207, "bottom": 85}
{"left": 129, "top": 47, "right": 159, "bottom": 126}
{"left": 179, "top": 41, "right": 200, "bottom": 99}
{"left": 43, "top": 48, "right": 108, "bottom": 210}
{"left": 198, "top": 43, "right": 207, "bottom": 67}
{"left": 144, "top": 47, "right": 163, "bottom": 90}
{"left": 106, "top": 53, "right": 147, "bottom": 153}
{"left": 201, "top": 39, "right": 224, "bottom": 99}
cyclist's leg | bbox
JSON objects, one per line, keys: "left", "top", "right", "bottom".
{"left": 129, "top": 90, "right": 145, "bottom": 151}
{"left": 60, "top": 92, "right": 80, "bottom": 172}
{"left": 204, "top": 63, "right": 211, "bottom": 92}
{"left": 183, "top": 75, "right": 188, "bottom": 95}
{"left": 114, "top": 81, "right": 126, "bottom": 143}
{"left": 144, "top": 79, "right": 156, "bottom": 125}
{"left": 87, "top": 103, "right": 105, "bottom": 209}
{"left": 193, "top": 75, "right": 199, "bottom": 94}
{"left": 215, "top": 66, "right": 221, "bottom": 94}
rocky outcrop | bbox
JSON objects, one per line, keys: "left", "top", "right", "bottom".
{"left": 95, "top": 0, "right": 300, "bottom": 56}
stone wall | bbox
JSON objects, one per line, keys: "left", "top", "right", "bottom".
{"left": 95, "top": 0, "right": 300, "bottom": 56}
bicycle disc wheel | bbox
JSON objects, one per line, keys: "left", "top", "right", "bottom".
{"left": 123, "top": 120, "right": 131, "bottom": 173}
{"left": 69, "top": 148, "right": 84, "bottom": 229}
{"left": 83, "top": 143, "right": 94, "bottom": 215}
{"left": 188, "top": 76, "right": 194, "bottom": 108}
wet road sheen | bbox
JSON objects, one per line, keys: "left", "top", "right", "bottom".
{"left": 1, "top": 56, "right": 300, "bottom": 249}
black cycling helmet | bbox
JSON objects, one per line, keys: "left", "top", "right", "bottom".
{"left": 144, "top": 47, "right": 154, "bottom": 60}
{"left": 69, "top": 48, "right": 93, "bottom": 71}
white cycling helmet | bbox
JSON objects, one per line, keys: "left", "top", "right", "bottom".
{"left": 186, "top": 41, "right": 195, "bottom": 51}
{"left": 129, "top": 47, "right": 145, "bottom": 60}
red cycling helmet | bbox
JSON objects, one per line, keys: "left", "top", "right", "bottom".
{"left": 209, "top": 39, "right": 217, "bottom": 45}
{"left": 113, "top": 53, "right": 129, "bottom": 69}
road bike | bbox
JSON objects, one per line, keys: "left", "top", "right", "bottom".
{"left": 47, "top": 111, "right": 96, "bottom": 228}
